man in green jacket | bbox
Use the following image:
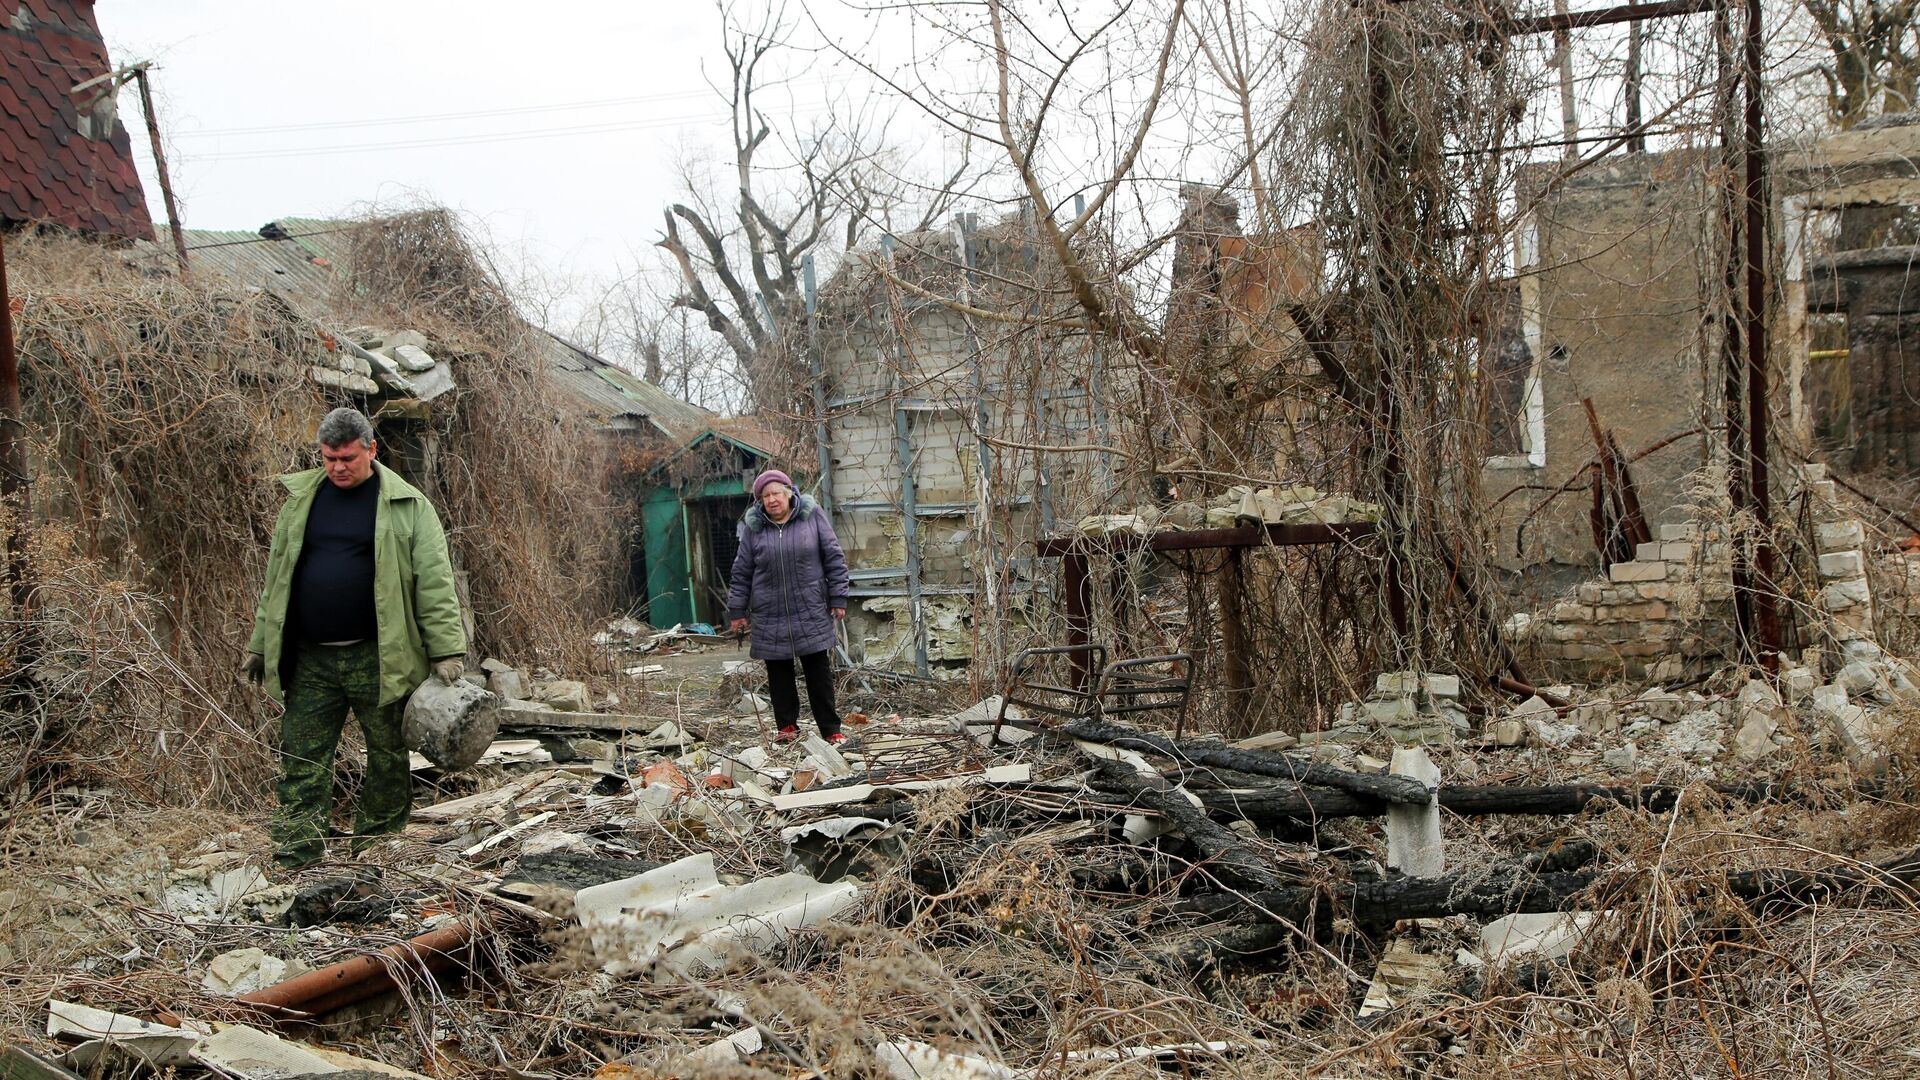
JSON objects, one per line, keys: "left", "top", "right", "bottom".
{"left": 244, "top": 407, "right": 468, "bottom": 868}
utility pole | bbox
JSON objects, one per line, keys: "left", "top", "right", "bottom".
{"left": 132, "top": 65, "right": 190, "bottom": 274}
{"left": 71, "top": 62, "right": 189, "bottom": 273}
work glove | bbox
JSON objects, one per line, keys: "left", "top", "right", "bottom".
{"left": 241, "top": 652, "right": 265, "bottom": 685}
{"left": 433, "top": 658, "right": 465, "bottom": 686}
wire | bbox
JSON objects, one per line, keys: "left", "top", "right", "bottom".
{"left": 178, "top": 103, "right": 839, "bottom": 162}
{"left": 172, "top": 73, "right": 852, "bottom": 139}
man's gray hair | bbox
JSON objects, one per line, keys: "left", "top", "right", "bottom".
{"left": 316, "top": 407, "right": 376, "bottom": 448}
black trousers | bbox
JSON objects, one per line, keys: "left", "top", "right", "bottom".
{"left": 765, "top": 650, "right": 840, "bottom": 736}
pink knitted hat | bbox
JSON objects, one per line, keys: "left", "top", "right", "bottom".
{"left": 752, "top": 469, "right": 793, "bottom": 499}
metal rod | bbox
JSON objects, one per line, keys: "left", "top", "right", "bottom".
{"left": 0, "top": 234, "right": 32, "bottom": 657}
{"left": 880, "top": 237, "right": 931, "bottom": 677}
{"left": 1553, "top": 0, "right": 1581, "bottom": 158}
{"left": 1626, "top": 5, "right": 1646, "bottom": 152}
{"left": 1498, "top": 0, "right": 1717, "bottom": 36}
{"left": 1742, "top": 0, "right": 1781, "bottom": 669}
{"left": 132, "top": 66, "right": 188, "bottom": 274}
{"left": 1062, "top": 552, "right": 1093, "bottom": 693}
{"left": 803, "top": 255, "right": 832, "bottom": 511}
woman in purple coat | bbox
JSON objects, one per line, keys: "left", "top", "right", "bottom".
{"left": 726, "top": 469, "right": 851, "bottom": 744}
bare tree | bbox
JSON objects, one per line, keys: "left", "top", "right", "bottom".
{"left": 1800, "top": 0, "right": 1920, "bottom": 127}
{"left": 658, "top": 0, "right": 980, "bottom": 412}
{"left": 573, "top": 259, "right": 749, "bottom": 412}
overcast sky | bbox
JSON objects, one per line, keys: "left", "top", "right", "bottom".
{"left": 99, "top": 2, "right": 872, "bottom": 325}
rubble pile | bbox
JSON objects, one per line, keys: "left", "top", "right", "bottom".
{"left": 11, "top": 649, "right": 1920, "bottom": 1077}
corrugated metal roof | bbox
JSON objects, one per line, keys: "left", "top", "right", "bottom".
{"left": 154, "top": 216, "right": 713, "bottom": 438}
{"left": 536, "top": 330, "right": 712, "bottom": 442}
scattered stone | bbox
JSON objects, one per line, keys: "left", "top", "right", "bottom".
{"left": 1508, "top": 695, "right": 1553, "bottom": 724}
{"left": 1524, "top": 714, "right": 1582, "bottom": 749}
{"left": 1230, "top": 730, "right": 1299, "bottom": 752}
{"left": 1359, "top": 941, "right": 1451, "bottom": 1017}
{"left": 733, "top": 693, "right": 770, "bottom": 716}
{"left": 202, "top": 948, "right": 310, "bottom": 996}
{"left": 1835, "top": 661, "right": 1887, "bottom": 701}
{"left": 536, "top": 680, "right": 593, "bottom": 714}
{"left": 1660, "top": 712, "right": 1725, "bottom": 763}
{"left": 1486, "top": 719, "right": 1527, "bottom": 747}
{"left": 1600, "top": 742, "right": 1637, "bottom": 771}
{"left": 1733, "top": 709, "right": 1779, "bottom": 760}
{"left": 1781, "top": 665, "right": 1817, "bottom": 704}
{"left": 1571, "top": 701, "right": 1618, "bottom": 736}
{"left": 487, "top": 668, "right": 528, "bottom": 701}
{"left": 1636, "top": 688, "right": 1686, "bottom": 723}
{"left": 389, "top": 343, "right": 438, "bottom": 372}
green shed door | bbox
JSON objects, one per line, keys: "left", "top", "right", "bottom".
{"left": 642, "top": 492, "right": 692, "bottom": 627}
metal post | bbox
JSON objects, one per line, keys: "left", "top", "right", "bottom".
{"left": 1062, "top": 550, "right": 1093, "bottom": 693}
{"left": 132, "top": 66, "right": 189, "bottom": 275}
{"left": 1742, "top": 0, "right": 1781, "bottom": 668}
{"left": 802, "top": 256, "right": 832, "bottom": 510}
{"left": 880, "top": 236, "right": 930, "bottom": 676}
{"left": 0, "top": 234, "right": 34, "bottom": 662}
{"left": 1552, "top": 0, "right": 1581, "bottom": 159}
{"left": 1626, "top": 5, "right": 1646, "bottom": 153}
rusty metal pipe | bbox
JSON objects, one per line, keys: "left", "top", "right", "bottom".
{"left": 236, "top": 920, "right": 478, "bottom": 1016}
{"left": 1494, "top": 675, "right": 1573, "bottom": 711}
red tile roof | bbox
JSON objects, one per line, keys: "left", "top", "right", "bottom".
{"left": 0, "top": 1, "right": 154, "bottom": 239}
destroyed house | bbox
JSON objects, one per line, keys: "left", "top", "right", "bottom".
{"left": 810, "top": 214, "right": 1119, "bottom": 672}
{"left": 0, "top": 0, "right": 154, "bottom": 240}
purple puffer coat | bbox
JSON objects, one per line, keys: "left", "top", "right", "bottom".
{"left": 726, "top": 495, "right": 851, "bottom": 661}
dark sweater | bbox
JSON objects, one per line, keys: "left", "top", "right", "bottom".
{"left": 292, "top": 473, "right": 379, "bottom": 644}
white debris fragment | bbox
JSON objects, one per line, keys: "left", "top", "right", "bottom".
{"left": 874, "top": 1037, "right": 1023, "bottom": 1080}
{"left": 573, "top": 852, "right": 859, "bottom": 979}
{"left": 1479, "top": 912, "right": 1609, "bottom": 963}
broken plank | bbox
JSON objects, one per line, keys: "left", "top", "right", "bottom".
{"left": 460, "top": 810, "right": 557, "bottom": 857}
{"left": 766, "top": 764, "right": 1032, "bottom": 812}
{"left": 1056, "top": 716, "right": 1430, "bottom": 804}
{"left": 414, "top": 771, "right": 571, "bottom": 822}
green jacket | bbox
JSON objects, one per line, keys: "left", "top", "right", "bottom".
{"left": 248, "top": 461, "right": 467, "bottom": 706}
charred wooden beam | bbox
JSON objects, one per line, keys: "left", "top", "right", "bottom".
{"left": 1053, "top": 717, "right": 1432, "bottom": 805}
{"left": 1091, "top": 761, "right": 1299, "bottom": 891}
{"left": 1171, "top": 841, "right": 1920, "bottom": 972}
{"left": 1173, "top": 779, "right": 1866, "bottom": 823}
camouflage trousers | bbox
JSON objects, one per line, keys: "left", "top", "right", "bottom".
{"left": 272, "top": 640, "right": 411, "bottom": 868}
